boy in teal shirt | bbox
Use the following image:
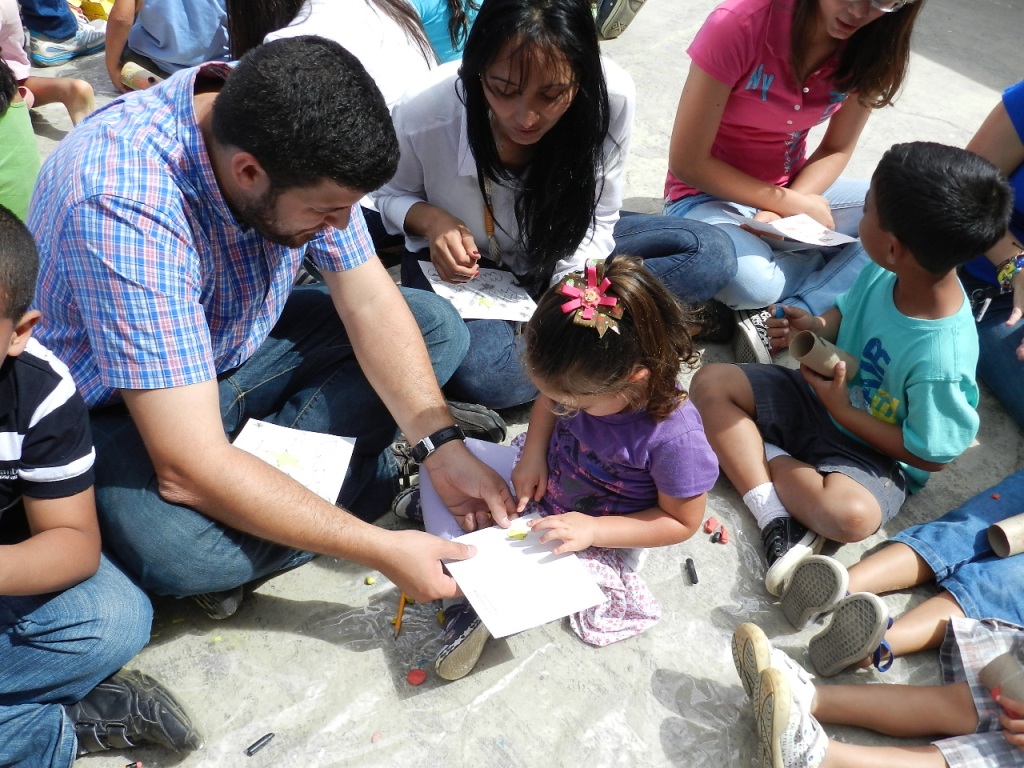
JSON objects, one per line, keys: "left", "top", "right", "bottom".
{"left": 692, "top": 142, "right": 1012, "bottom": 595}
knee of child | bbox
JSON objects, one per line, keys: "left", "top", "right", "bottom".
{"left": 830, "top": 502, "right": 881, "bottom": 543}
{"left": 690, "top": 364, "right": 735, "bottom": 408}
{"left": 68, "top": 77, "right": 95, "bottom": 101}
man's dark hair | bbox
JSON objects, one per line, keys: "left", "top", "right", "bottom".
{"left": 873, "top": 141, "right": 1013, "bottom": 274}
{"left": 0, "top": 205, "right": 39, "bottom": 320}
{"left": 212, "top": 35, "right": 399, "bottom": 193}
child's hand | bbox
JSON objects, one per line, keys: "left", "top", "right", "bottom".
{"left": 766, "top": 305, "right": 815, "bottom": 350}
{"left": 801, "top": 359, "right": 853, "bottom": 416}
{"left": 998, "top": 693, "right": 1024, "bottom": 751}
{"left": 528, "top": 512, "right": 597, "bottom": 554}
{"left": 511, "top": 453, "right": 548, "bottom": 515}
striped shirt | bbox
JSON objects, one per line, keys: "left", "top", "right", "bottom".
{"left": 0, "top": 338, "right": 95, "bottom": 530}
{"left": 28, "top": 62, "right": 374, "bottom": 409}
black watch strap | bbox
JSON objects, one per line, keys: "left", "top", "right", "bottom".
{"left": 410, "top": 425, "right": 465, "bottom": 463}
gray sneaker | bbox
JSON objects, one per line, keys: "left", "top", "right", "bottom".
{"left": 435, "top": 602, "right": 490, "bottom": 681}
{"left": 447, "top": 400, "right": 507, "bottom": 443}
{"left": 29, "top": 16, "right": 105, "bottom": 66}
{"left": 596, "top": 0, "right": 648, "bottom": 39}
{"left": 733, "top": 308, "right": 773, "bottom": 365}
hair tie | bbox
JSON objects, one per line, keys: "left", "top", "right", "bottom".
{"left": 558, "top": 261, "right": 623, "bottom": 337}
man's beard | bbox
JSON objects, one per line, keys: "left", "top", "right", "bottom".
{"left": 236, "top": 188, "right": 323, "bottom": 248}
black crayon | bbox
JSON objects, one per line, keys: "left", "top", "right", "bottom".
{"left": 245, "top": 732, "right": 275, "bottom": 756}
{"left": 711, "top": 528, "right": 723, "bottom": 544}
{"left": 685, "top": 557, "right": 698, "bottom": 584}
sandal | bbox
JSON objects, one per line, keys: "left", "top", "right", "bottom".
{"left": 779, "top": 555, "right": 849, "bottom": 630}
{"left": 808, "top": 592, "right": 890, "bottom": 677}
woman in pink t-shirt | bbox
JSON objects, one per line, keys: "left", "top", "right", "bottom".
{"left": 664, "top": 0, "right": 924, "bottom": 362}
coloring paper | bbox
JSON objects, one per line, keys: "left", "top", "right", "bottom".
{"left": 726, "top": 211, "right": 859, "bottom": 247}
{"left": 420, "top": 263, "right": 538, "bottom": 322}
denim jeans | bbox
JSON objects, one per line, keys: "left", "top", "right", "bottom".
{"left": 961, "top": 271, "right": 1024, "bottom": 431}
{"left": 892, "top": 469, "right": 1024, "bottom": 624}
{"left": 89, "top": 285, "right": 469, "bottom": 597}
{"left": 665, "top": 177, "right": 869, "bottom": 310}
{"left": 0, "top": 555, "right": 152, "bottom": 767}
{"left": 18, "top": 0, "right": 78, "bottom": 39}
{"left": 399, "top": 213, "right": 737, "bottom": 408}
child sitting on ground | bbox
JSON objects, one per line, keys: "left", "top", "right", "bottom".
{"left": 0, "top": 205, "right": 200, "bottom": 764}
{"left": 0, "top": 60, "right": 41, "bottom": 220}
{"left": 410, "top": 257, "right": 718, "bottom": 680}
{"left": 731, "top": 621, "right": 1024, "bottom": 768}
{"left": 772, "top": 468, "right": 1024, "bottom": 679}
{"left": 691, "top": 141, "right": 1012, "bottom": 596}
{"left": 1, "top": 0, "right": 96, "bottom": 124}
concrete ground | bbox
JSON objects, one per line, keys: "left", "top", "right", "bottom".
{"left": 26, "top": 0, "right": 1024, "bottom": 765}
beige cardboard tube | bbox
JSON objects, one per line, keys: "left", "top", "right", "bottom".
{"left": 988, "top": 512, "right": 1024, "bottom": 558}
{"left": 979, "top": 648, "right": 1024, "bottom": 700}
{"left": 789, "top": 331, "right": 860, "bottom": 378}
{"left": 121, "top": 62, "right": 163, "bottom": 91}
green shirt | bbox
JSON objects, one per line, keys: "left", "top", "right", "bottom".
{"left": 0, "top": 100, "right": 41, "bottom": 221}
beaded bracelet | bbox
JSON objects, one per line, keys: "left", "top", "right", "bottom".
{"left": 996, "top": 251, "right": 1024, "bottom": 293}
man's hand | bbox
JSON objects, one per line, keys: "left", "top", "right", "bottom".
{"left": 528, "top": 512, "right": 597, "bottom": 554}
{"left": 422, "top": 441, "right": 517, "bottom": 533}
{"left": 378, "top": 529, "right": 476, "bottom": 602}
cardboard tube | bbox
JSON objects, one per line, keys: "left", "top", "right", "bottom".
{"left": 121, "top": 62, "right": 163, "bottom": 91}
{"left": 979, "top": 648, "right": 1024, "bottom": 700}
{"left": 789, "top": 331, "right": 859, "bottom": 378}
{"left": 988, "top": 512, "right": 1024, "bottom": 558}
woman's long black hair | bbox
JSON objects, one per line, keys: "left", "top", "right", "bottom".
{"left": 459, "top": 0, "right": 611, "bottom": 295}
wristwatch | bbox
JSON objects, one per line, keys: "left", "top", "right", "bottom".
{"left": 410, "top": 425, "right": 466, "bottom": 463}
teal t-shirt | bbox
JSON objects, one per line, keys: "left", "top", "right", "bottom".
{"left": 835, "top": 262, "right": 979, "bottom": 492}
{"left": 0, "top": 101, "right": 41, "bottom": 221}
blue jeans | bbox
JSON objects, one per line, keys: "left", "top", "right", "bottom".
{"left": 89, "top": 285, "right": 469, "bottom": 597}
{"left": 893, "top": 469, "right": 1024, "bottom": 624}
{"left": 960, "top": 272, "right": 1024, "bottom": 431}
{"left": 665, "top": 177, "right": 869, "bottom": 310}
{"left": 399, "top": 213, "right": 737, "bottom": 408}
{"left": 18, "top": 0, "right": 78, "bottom": 39}
{"left": 0, "top": 555, "right": 152, "bottom": 767}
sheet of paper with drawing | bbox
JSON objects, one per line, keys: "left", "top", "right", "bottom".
{"left": 419, "top": 439, "right": 605, "bottom": 639}
{"left": 419, "top": 263, "right": 538, "bottom": 322}
{"left": 725, "top": 211, "right": 859, "bottom": 247}
{"left": 232, "top": 419, "right": 355, "bottom": 504}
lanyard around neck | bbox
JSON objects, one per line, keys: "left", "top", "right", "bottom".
{"left": 482, "top": 176, "right": 503, "bottom": 267}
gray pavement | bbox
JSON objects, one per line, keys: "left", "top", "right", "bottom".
{"left": 27, "top": 1, "right": 1024, "bottom": 765}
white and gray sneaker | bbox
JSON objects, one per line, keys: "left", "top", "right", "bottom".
{"left": 779, "top": 555, "right": 849, "bottom": 630}
{"left": 732, "top": 623, "right": 817, "bottom": 707}
{"left": 762, "top": 517, "right": 825, "bottom": 597}
{"left": 734, "top": 308, "right": 774, "bottom": 365}
{"left": 756, "top": 666, "right": 827, "bottom": 768}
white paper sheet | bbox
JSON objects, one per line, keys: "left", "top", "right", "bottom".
{"left": 232, "top": 419, "right": 354, "bottom": 504}
{"left": 419, "top": 439, "right": 605, "bottom": 639}
{"left": 726, "top": 211, "right": 859, "bottom": 246}
{"left": 420, "top": 263, "right": 537, "bottom": 321}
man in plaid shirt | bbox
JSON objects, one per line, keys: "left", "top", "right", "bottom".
{"left": 28, "top": 36, "right": 516, "bottom": 615}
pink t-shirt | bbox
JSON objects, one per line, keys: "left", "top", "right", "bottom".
{"left": 0, "top": 0, "right": 30, "bottom": 81}
{"left": 665, "top": 0, "right": 847, "bottom": 202}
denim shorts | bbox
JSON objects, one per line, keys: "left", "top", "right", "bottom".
{"left": 741, "top": 364, "right": 908, "bottom": 526}
{"left": 893, "top": 470, "right": 1024, "bottom": 625}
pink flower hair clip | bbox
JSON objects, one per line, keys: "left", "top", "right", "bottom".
{"left": 558, "top": 261, "right": 623, "bottom": 338}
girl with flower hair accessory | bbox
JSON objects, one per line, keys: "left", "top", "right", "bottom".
{"left": 426, "top": 257, "right": 719, "bottom": 681}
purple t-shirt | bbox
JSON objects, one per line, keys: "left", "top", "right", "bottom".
{"left": 539, "top": 399, "right": 719, "bottom": 517}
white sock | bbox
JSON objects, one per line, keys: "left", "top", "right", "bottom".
{"left": 743, "top": 482, "right": 790, "bottom": 529}
{"left": 764, "top": 443, "right": 791, "bottom": 463}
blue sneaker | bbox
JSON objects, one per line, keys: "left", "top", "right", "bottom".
{"left": 29, "top": 16, "right": 105, "bottom": 66}
{"left": 435, "top": 602, "right": 489, "bottom": 681}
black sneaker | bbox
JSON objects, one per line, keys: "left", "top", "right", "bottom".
{"left": 733, "top": 308, "right": 773, "bottom": 365}
{"left": 761, "top": 516, "right": 824, "bottom": 597}
{"left": 190, "top": 585, "right": 244, "bottom": 620}
{"left": 446, "top": 400, "right": 507, "bottom": 443}
{"left": 68, "top": 670, "right": 202, "bottom": 755}
{"left": 435, "top": 602, "right": 490, "bottom": 681}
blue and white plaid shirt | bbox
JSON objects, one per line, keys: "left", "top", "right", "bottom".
{"left": 29, "top": 62, "right": 373, "bottom": 408}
